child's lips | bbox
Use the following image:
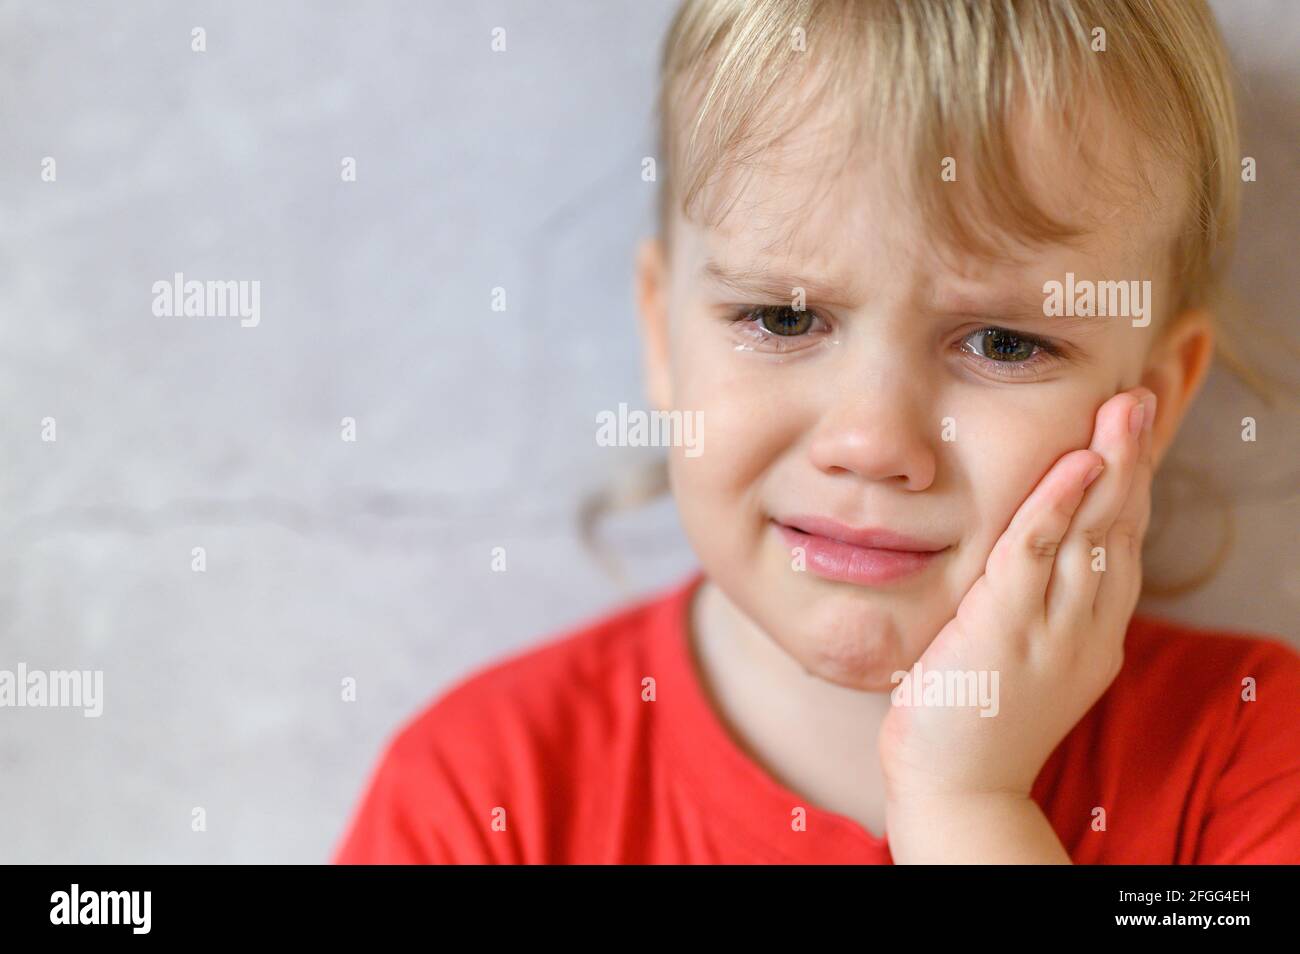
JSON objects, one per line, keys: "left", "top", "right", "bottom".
{"left": 773, "top": 517, "right": 949, "bottom": 586}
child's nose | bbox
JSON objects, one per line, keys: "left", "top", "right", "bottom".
{"left": 805, "top": 380, "right": 937, "bottom": 491}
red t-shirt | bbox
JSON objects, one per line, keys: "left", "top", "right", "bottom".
{"left": 332, "top": 570, "right": 1300, "bottom": 864}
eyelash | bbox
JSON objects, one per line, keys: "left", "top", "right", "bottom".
{"left": 725, "top": 305, "right": 821, "bottom": 349}
{"left": 724, "top": 305, "right": 1066, "bottom": 378}
{"left": 957, "top": 327, "right": 1065, "bottom": 378}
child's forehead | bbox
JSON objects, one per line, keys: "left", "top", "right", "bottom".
{"left": 681, "top": 100, "right": 1182, "bottom": 295}
{"left": 687, "top": 218, "right": 1027, "bottom": 312}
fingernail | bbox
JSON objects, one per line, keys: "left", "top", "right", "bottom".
{"left": 1143, "top": 394, "right": 1157, "bottom": 433}
{"left": 1083, "top": 463, "right": 1105, "bottom": 489}
{"left": 1128, "top": 402, "right": 1146, "bottom": 436}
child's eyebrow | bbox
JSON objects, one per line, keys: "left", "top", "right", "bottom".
{"left": 699, "top": 256, "right": 862, "bottom": 307}
{"left": 929, "top": 292, "right": 1053, "bottom": 323}
{"left": 702, "top": 257, "right": 1115, "bottom": 331}
{"left": 928, "top": 292, "right": 1114, "bottom": 331}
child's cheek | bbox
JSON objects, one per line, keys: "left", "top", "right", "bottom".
{"left": 669, "top": 355, "right": 805, "bottom": 496}
{"left": 955, "top": 387, "right": 1102, "bottom": 553}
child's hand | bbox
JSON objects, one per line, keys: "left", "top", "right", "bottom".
{"left": 879, "top": 387, "right": 1157, "bottom": 810}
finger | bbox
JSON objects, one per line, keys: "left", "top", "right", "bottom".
{"left": 982, "top": 447, "right": 1105, "bottom": 621}
{"left": 1095, "top": 391, "right": 1157, "bottom": 624}
{"left": 1046, "top": 388, "right": 1153, "bottom": 619}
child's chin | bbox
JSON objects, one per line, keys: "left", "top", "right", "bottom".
{"left": 785, "top": 605, "right": 926, "bottom": 692}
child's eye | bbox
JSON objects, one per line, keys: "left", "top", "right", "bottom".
{"left": 726, "top": 304, "right": 827, "bottom": 352}
{"left": 958, "top": 327, "right": 1064, "bottom": 379}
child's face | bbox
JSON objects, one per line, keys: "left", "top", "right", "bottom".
{"left": 637, "top": 101, "right": 1208, "bottom": 692}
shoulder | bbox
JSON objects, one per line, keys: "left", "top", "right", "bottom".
{"left": 1101, "top": 612, "right": 1300, "bottom": 762}
{"left": 1038, "top": 614, "right": 1300, "bottom": 862}
{"left": 1120, "top": 612, "right": 1300, "bottom": 695}
{"left": 1068, "top": 612, "right": 1300, "bottom": 770}
{"left": 335, "top": 578, "right": 690, "bottom": 863}
{"left": 1113, "top": 615, "right": 1300, "bottom": 862}
{"left": 390, "top": 582, "right": 679, "bottom": 762}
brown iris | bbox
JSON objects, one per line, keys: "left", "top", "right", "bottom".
{"left": 980, "top": 328, "right": 1035, "bottom": 361}
{"left": 755, "top": 306, "right": 814, "bottom": 337}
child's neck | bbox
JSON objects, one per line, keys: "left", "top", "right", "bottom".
{"left": 687, "top": 578, "right": 894, "bottom": 841}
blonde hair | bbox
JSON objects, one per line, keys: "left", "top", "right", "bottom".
{"left": 657, "top": 0, "right": 1240, "bottom": 318}
{"left": 587, "top": 0, "right": 1253, "bottom": 595}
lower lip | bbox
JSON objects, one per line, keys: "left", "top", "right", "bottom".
{"left": 775, "top": 522, "right": 945, "bottom": 585}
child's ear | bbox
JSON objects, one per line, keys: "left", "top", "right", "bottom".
{"left": 1139, "top": 306, "right": 1216, "bottom": 469}
{"left": 634, "top": 236, "right": 673, "bottom": 412}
